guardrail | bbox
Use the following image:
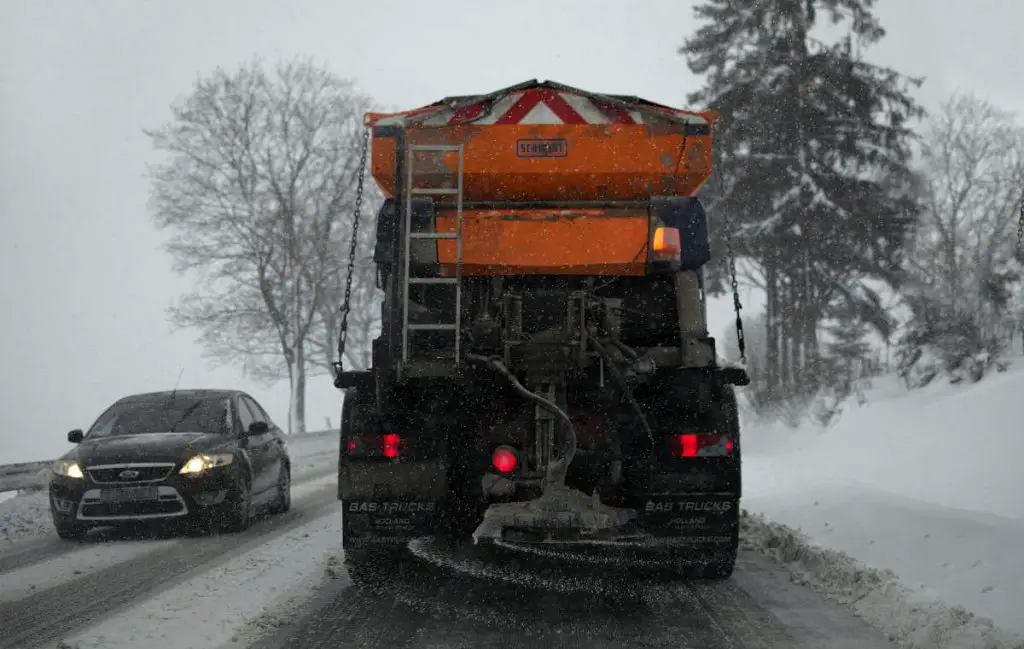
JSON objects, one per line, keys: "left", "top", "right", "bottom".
{"left": 0, "top": 462, "right": 51, "bottom": 493}
{"left": 0, "top": 428, "right": 339, "bottom": 495}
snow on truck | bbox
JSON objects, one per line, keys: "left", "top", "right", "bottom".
{"left": 333, "top": 79, "right": 750, "bottom": 578}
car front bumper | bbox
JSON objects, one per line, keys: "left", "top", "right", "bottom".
{"left": 49, "top": 465, "right": 242, "bottom": 525}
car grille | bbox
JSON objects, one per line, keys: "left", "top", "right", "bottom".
{"left": 76, "top": 485, "right": 189, "bottom": 520}
{"left": 80, "top": 500, "right": 185, "bottom": 518}
{"left": 87, "top": 464, "right": 175, "bottom": 484}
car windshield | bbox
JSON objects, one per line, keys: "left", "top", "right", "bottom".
{"left": 86, "top": 397, "right": 231, "bottom": 438}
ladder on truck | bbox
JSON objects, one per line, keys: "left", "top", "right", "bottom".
{"left": 400, "top": 143, "right": 465, "bottom": 380}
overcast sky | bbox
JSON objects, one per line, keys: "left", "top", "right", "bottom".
{"left": 1, "top": 0, "right": 1021, "bottom": 463}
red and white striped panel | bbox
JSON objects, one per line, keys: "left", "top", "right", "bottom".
{"left": 368, "top": 88, "right": 708, "bottom": 127}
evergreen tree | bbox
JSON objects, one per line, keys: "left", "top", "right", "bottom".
{"left": 826, "top": 313, "right": 871, "bottom": 371}
{"left": 680, "top": 0, "right": 924, "bottom": 404}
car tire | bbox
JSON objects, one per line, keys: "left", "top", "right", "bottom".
{"left": 268, "top": 462, "right": 291, "bottom": 515}
{"left": 221, "top": 473, "right": 252, "bottom": 533}
{"left": 54, "top": 521, "right": 87, "bottom": 541}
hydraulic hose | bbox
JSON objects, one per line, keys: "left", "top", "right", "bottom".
{"left": 587, "top": 336, "right": 656, "bottom": 451}
{"left": 465, "top": 354, "right": 577, "bottom": 487}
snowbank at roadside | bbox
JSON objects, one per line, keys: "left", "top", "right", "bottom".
{"left": 0, "top": 491, "right": 51, "bottom": 544}
{"left": 742, "top": 364, "right": 1024, "bottom": 646}
{"left": 741, "top": 512, "right": 1024, "bottom": 649}
{"left": 747, "top": 484, "right": 1024, "bottom": 636}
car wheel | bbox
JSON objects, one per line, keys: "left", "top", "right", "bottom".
{"left": 221, "top": 473, "right": 252, "bottom": 533}
{"left": 269, "top": 462, "right": 291, "bottom": 515}
{"left": 54, "top": 520, "right": 87, "bottom": 541}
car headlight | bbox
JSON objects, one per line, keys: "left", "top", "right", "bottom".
{"left": 179, "top": 453, "right": 234, "bottom": 475}
{"left": 52, "top": 460, "right": 84, "bottom": 479}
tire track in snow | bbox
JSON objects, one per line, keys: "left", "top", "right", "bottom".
{"left": 60, "top": 511, "right": 343, "bottom": 649}
{"left": 0, "top": 475, "right": 339, "bottom": 649}
{"left": 0, "top": 539, "right": 177, "bottom": 604}
{"left": 0, "top": 536, "right": 80, "bottom": 574}
{"left": 253, "top": 551, "right": 749, "bottom": 648}
{"left": 252, "top": 542, "right": 893, "bottom": 649}
{"left": 0, "top": 473, "right": 336, "bottom": 603}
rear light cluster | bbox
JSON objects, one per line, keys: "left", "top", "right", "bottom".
{"left": 651, "top": 226, "right": 681, "bottom": 261}
{"left": 490, "top": 445, "right": 519, "bottom": 473}
{"left": 671, "top": 433, "right": 733, "bottom": 458}
{"left": 346, "top": 433, "right": 401, "bottom": 458}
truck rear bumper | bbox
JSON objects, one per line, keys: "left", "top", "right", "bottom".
{"left": 339, "top": 460, "right": 739, "bottom": 549}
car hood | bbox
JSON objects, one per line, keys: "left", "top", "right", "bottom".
{"left": 66, "top": 432, "right": 232, "bottom": 467}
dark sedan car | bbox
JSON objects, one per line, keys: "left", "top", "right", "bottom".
{"left": 49, "top": 389, "right": 291, "bottom": 540}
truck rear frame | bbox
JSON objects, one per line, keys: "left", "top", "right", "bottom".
{"left": 334, "top": 80, "right": 748, "bottom": 578}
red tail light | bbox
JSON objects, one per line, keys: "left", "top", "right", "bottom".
{"left": 672, "top": 433, "right": 733, "bottom": 458}
{"left": 382, "top": 434, "right": 401, "bottom": 458}
{"left": 346, "top": 433, "right": 402, "bottom": 458}
{"left": 491, "top": 445, "right": 518, "bottom": 473}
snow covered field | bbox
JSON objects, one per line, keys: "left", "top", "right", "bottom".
{"left": 743, "top": 366, "right": 1024, "bottom": 646}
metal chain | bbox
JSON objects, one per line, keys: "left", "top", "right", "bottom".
{"left": 723, "top": 220, "right": 746, "bottom": 366}
{"left": 335, "top": 128, "right": 370, "bottom": 376}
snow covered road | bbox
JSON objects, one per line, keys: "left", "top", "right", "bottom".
{"left": 0, "top": 431, "right": 898, "bottom": 649}
{"left": 1, "top": 411, "right": 1021, "bottom": 648}
{"left": 0, "top": 432, "right": 343, "bottom": 649}
{"left": 2, "top": 489, "right": 899, "bottom": 649}
{"left": 0, "top": 471, "right": 339, "bottom": 649}
{"left": 247, "top": 538, "right": 894, "bottom": 649}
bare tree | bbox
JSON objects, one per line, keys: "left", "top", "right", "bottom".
{"left": 907, "top": 94, "right": 1024, "bottom": 335}
{"left": 896, "top": 93, "right": 1024, "bottom": 385}
{"left": 146, "top": 57, "right": 375, "bottom": 433}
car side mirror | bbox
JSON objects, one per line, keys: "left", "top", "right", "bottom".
{"left": 68, "top": 429, "right": 84, "bottom": 444}
{"left": 248, "top": 421, "right": 269, "bottom": 436}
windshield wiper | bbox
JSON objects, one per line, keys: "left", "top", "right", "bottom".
{"left": 167, "top": 401, "right": 203, "bottom": 432}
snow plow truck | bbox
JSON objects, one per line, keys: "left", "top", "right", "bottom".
{"left": 333, "top": 80, "right": 749, "bottom": 579}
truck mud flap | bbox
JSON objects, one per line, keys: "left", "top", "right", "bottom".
{"left": 636, "top": 494, "right": 739, "bottom": 548}
{"left": 342, "top": 499, "right": 441, "bottom": 548}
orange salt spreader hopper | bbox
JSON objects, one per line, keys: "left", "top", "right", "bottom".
{"left": 364, "top": 79, "right": 718, "bottom": 277}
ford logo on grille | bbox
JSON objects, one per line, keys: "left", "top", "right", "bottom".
{"left": 118, "top": 469, "right": 141, "bottom": 480}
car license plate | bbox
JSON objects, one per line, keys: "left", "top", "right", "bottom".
{"left": 100, "top": 487, "right": 159, "bottom": 503}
